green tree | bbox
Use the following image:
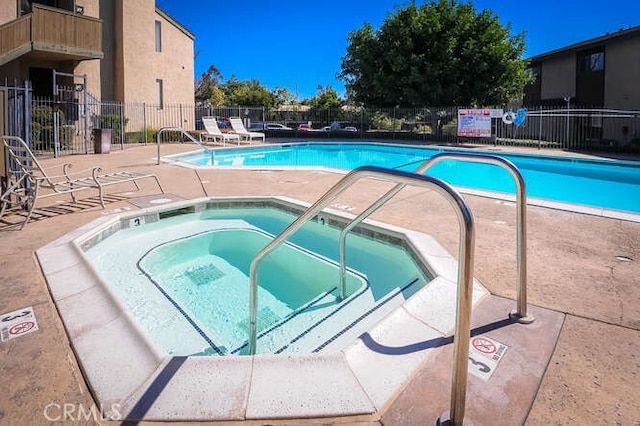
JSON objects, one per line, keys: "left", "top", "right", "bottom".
{"left": 209, "top": 86, "right": 227, "bottom": 106}
{"left": 271, "top": 87, "right": 295, "bottom": 107}
{"left": 306, "top": 85, "right": 343, "bottom": 109}
{"left": 338, "top": 0, "right": 530, "bottom": 106}
{"left": 223, "top": 78, "right": 276, "bottom": 108}
{"left": 195, "top": 65, "right": 223, "bottom": 104}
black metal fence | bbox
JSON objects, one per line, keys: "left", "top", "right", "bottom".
{"left": 22, "top": 97, "right": 640, "bottom": 156}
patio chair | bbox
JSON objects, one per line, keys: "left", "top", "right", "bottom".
{"left": 200, "top": 117, "right": 242, "bottom": 146}
{"left": 229, "top": 117, "right": 265, "bottom": 143}
{"left": 0, "top": 136, "right": 164, "bottom": 229}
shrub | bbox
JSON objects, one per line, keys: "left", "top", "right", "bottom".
{"left": 370, "top": 111, "right": 404, "bottom": 131}
{"left": 442, "top": 118, "right": 458, "bottom": 136}
{"left": 130, "top": 127, "right": 158, "bottom": 144}
{"left": 31, "top": 105, "right": 70, "bottom": 149}
{"left": 33, "top": 105, "right": 65, "bottom": 127}
{"left": 414, "top": 124, "right": 433, "bottom": 133}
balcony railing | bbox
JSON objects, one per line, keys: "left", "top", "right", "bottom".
{"left": 0, "top": 4, "right": 103, "bottom": 66}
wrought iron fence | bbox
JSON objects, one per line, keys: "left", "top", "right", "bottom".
{"left": 22, "top": 97, "right": 640, "bottom": 156}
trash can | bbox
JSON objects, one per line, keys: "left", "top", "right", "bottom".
{"left": 93, "top": 128, "right": 112, "bottom": 154}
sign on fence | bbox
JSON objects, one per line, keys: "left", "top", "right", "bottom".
{"left": 457, "top": 109, "right": 502, "bottom": 138}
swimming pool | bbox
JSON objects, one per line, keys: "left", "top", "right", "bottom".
{"left": 171, "top": 142, "right": 640, "bottom": 215}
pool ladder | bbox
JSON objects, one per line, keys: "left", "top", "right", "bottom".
{"left": 156, "top": 126, "right": 211, "bottom": 165}
{"left": 249, "top": 154, "right": 533, "bottom": 426}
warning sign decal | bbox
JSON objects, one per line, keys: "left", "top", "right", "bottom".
{"left": 468, "top": 335, "right": 508, "bottom": 381}
{"left": 1, "top": 306, "right": 39, "bottom": 342}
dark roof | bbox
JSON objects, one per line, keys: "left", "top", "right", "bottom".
{"left": 528, "top": 25, "right": 640, "bottom": 62}
{"left": 155, "top": 6, "right": 195, "bottom": 40}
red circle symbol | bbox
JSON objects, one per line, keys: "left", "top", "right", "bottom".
{"left": 9, "top": 321, "right": 35, "bottom": 335}
{"left": 472, "top": 337, "right": 496, "bottom": 354}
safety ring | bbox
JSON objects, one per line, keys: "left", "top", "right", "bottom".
{"left": 502, "top": 111, "right": 515, "bottom": 125}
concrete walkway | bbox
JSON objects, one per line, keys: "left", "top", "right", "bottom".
{"left": 0, "top": 143, "right": 638, "bottom": 425}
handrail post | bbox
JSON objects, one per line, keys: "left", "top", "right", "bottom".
{"left": 156, "top": 126, "right": 209, "bottom": 165}
{"left": 416, "top": 152, "right": 534, "bottom": 324}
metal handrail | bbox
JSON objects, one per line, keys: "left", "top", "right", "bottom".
{"left": 156, "top": 126, "right": 210, "bottom": 165}
{"left": 419, "top": 152, "right": 533, "bottom": 324}
{"left": 339, "top": 152, "right": 533, "bottom": 323}
{"left": 248, "top": 165, "right": 476, "bottom": 424}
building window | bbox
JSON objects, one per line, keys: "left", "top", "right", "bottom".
{"left": 589, "top": 52, "right": 604, "bottom": 71}
{"left": 155, "top": 20, "right": 162, "bottom": 52}
{"left": 578, "top": 50, "right": 604, "bottom": 73}
{"left": 156, "top": 79, "right": 164, "bottom": 109}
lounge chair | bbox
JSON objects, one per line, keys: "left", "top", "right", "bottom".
{"left": 0, "top": 136, "right": 164, "bottom": 229}
{"left": 200, "top": 117, "right": 242, "bottom": 146}
{"left": 229, "top": 117, "right": 265, "bottom": 143}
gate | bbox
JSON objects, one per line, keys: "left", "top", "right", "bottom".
{"left": 0, "top": 81, "right": 32, "bottom": 147}
{"left": 0, "top": 81, "right": 33, "bottom": 195}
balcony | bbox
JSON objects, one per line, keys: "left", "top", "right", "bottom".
{"left": 0, "top": 4, "right": 103, "bottom": 67}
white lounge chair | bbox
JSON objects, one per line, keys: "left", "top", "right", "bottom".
{"left": 1, "top": 136, "right": 164, "bottom": 229}
{"left": 200, "top": 117, "right": 242, "bottom": 146}
{"left": 229, "top": 117, "right": 265, "bottom": 143}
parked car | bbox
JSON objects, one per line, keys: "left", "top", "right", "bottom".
{"left": 298, "top": 123, "right": 313, "bottom": 131}
{"left": 344, "top": 126, "right": 358, "bottom": 132}
{"left": 248, "top": 122, "right": 266, "bottom": 131}
{"left": 249, "top": 122, "right": 292, "bottom": 131}
{"left": 321, "top": 126, "right": 331, "bottom": 132}
{"left": 266, "top": 123, "right": 293, "bottom": 130}
{"left": 214, "top": 116, "right": 231, "bottom": 129}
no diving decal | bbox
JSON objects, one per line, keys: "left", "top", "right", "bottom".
{"left": 468, "top": 335, "right": 508, "bottom": 381}
{"left": 1, "top": 306, "right": 39, "bottom": 342}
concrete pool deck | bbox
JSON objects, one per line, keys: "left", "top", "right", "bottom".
{"left": 0, "top": 142, "right": 639, "bottom": 424}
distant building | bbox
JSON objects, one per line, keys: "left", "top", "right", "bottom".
{"left": 0, "top": 0, "right": 195, "bottom": 104}
{"left": 524, "top": 25, "right": 640, "bottom": 110}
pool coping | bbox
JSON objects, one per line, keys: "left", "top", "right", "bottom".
{"left": 37, "top": 195, "right": 490, "bottom": 421}
{"left": 161, "top": 146, "right": 640, "bottom": 224}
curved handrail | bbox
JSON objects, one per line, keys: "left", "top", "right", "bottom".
{"left": 156, "top": 126, "right": 210, "bottom": 165}
{"left": 339, "top": 152, "right": 533, "bottom": 324}
{"left": 248, "top": 165, "right": 476, "bottom": 424}
{"left": 419, "top": 152, "right": 532, "bottom": 324}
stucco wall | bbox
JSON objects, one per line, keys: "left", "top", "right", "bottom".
{"left": 604, "top": 37, "right": 640, "bottom": 110}
{"left": 153, "top": 11, "right": 195, "bottom": 106}
{"left": 118, "top": 1, "right": 194, "bottom": 106}
{"left": 541, "top": 56, "right": 576, "bottom": 100}
{"left": 73, "top": 0, "right": 102, "bottom": 98}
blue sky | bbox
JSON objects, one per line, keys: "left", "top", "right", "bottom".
{"left": 156, "top": 0, "right": 639, "bottom": 100}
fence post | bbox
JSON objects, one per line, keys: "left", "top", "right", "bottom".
{"left": 143, "top": 103, "right": 147, "bottom": 145}
{"left": 538, "top": 106, "right": 542, "bottom": 149}
{"left": 393, "top": 106, "right": 397, "bottom": 139}
{"left": 83, "top": 75, "right": 89, "bottom": 154}
{"left": 24, "top": 80, "right": 32, "bottom": 148}
{"left": 120, "top": 102, "right": 124, "bottom": 149}
{"left": 53, "top": 109, "right": 60, "bottom": 158}
{"left": 564, "top": 96, "right": 571, "bottom": 149}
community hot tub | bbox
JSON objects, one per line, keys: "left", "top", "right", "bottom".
{"left": 37, "top": 196, "right": 488, "bottom": 421}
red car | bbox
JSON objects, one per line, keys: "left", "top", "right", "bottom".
{"left": 298, "top": 123, "right": 313, "bottom": 131}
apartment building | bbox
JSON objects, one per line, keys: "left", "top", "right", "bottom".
{"left": 0, "top": 0, "right": 195, "bottom": 145}
{"left": 524, "top": 25, "right": 640, "bottom": 110}
{"left": 522, "top": 26, "right": 640, "bottom": 146}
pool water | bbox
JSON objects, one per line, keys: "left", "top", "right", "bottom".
{"left": 174, "top": 142, "right": 640, "bottom": 214}
{"left": 84, "top": 204, "right": 430, "bottom": 356}
{"left": 139, "top": 228, "right": 366, "bottom": 354}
